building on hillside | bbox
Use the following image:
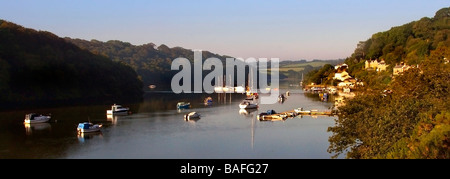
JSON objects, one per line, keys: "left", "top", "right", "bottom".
{"left": 334, "top": 70, "right": 351, "bottom": 81}
{"left": 337, "top": 78, "right": 356, "bottom": 89}
{"left": 365, "top": 59, "right": 388, "bottom": 72}
{"left": 334, "top": 63, "right": 348, "bottom": 70}
{"left": 333, "top": 65, "right": 352, "bottom": 81}
{"left": 393, "top": 62, "right": 415, "bottom": 76}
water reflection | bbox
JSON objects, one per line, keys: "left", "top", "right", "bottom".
{"left": 24, "top": 123, "right": 51, "bottom": 135}
{"left": 185, "top": 117, "right": 201, "bottom": 123}
{"left": 77, "top": 131, "right": 103, "bottom": 143}
{"left": 106, "top": 114, "right": 117, "bottom": 125}
{"left": 239, "top": 108, "right": 258, "bottom": 116}
{"left": 1, "top": 87, "right": 341, "bottom": 159}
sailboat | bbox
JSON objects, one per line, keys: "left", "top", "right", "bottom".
{"left": 300, "top": 73, "right": 304, "bottom": 87}
{"left": 246, "top": 67, "right": 258, "bottom": 99}
{"left": 241, "top": 67, "right": 258, "bottom": 109}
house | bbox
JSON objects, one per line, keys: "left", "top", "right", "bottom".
{"left": 334, "top": 63, "right": 348, "bottom": 70}
{"left": 365, "top": 59, "right": 388, "bottom": 72}
{"left": 338, "top": 78, "right": 356, "bottom": 88}
{"left": 334, "top": 70, "right": 351, "bottom": 81}
{"left": 393, "top": 62, "right": 412, "bottom": 76}
{"left": 333, "top": 65, "right": 352, "bottom": 81}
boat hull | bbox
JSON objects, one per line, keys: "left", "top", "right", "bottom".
{"left": 184, "top": 112, "right": 200, "bottom": 121}
{"left": 24, "top": 116, "right": 51, "bottom": 124}
{"left": 239, "top": 104, "right": 258, "bottom": 109}
{"left": 77, "top": 128, "right": 101, "bottom": 133}
{"left": 106, "top": 109, "right": 129, "bottom": 115}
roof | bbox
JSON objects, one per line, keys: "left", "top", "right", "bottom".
{"left": 335, "top": 66, "right": 348, "bottom": 73}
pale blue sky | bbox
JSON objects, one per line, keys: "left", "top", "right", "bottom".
{"left": 1, "top": 0, "right": 448, "bottom": 60}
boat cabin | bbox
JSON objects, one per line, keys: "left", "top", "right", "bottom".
{"left": 25, "top": 113, "right": 38, "bottom": 120}
{"left": 111, "top": 104, "right": 124, "bottom": 111}
{"left": 78, "top": 122, "right": 92, "bottom": 129}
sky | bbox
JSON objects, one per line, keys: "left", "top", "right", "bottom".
{"left": 0, "top": 0, "right": 448, "bottom": 60}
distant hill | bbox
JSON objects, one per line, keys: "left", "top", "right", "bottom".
{"left": 279, "top": 59, "right": 345, "bottom": 80}
{"left": 65, "top": 38, "right": 235, "bottom": 90}
{"left": 0, "top": 20, "right": 143, "bottom": 109}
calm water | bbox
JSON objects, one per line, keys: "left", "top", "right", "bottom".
{"left": 0, "top": 87, "right": 340, "bottom": 159}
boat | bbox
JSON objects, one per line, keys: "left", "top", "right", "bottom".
{"left": 177, "top": 102, "right": 191, "bottom": 109}
{"left": 294, "top": 107, "right": 311, "bottom": 114}
{"left": 24, "top": 113, "right": 51, "bottom": 124}
{"left": 293, "top": 108, "right": 334, "bottom": 116}
{"left": 184, "top": 112, "right": 201, "bottom": 121}
{"left": 235, "top": 86, "right": 246, "bottom": 93}
{"left": 239, "top": 97, "right": 258, "bottom": 109}
{"left": 77, "top": 122, "right": 102, "bottom": 133}
{"left": 106, "top": 104, "right": 130, "bottom": 115}
{"left": 204, "top": 97, "right": 213, "bottom": 105}
{"left": 257, "top": 110, "right": 287, "bottom": 121}
{"left": 278, "top": 94, "right": 286, "bottom": 103}
{"left": 214, "top": 86, "right": 223, "bottom": 93}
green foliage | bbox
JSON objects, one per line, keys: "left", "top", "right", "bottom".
{"left": 65, "top": 38, "right": 233, "bottom": 90}
{"left": 0, "top": 20, "right": 143, "bottom": 108}
{"left": 350, "top": 7, "right": 449, "bottom": 67}
{"left": 328, "top": 45, "right": 450, "bottom": 159}
{"left": 304, "top": 64, "right": 335, "bottom": 85}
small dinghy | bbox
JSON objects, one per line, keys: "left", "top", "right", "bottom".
{"left": 184, "top": 112, "right": 200, "bottom": 121}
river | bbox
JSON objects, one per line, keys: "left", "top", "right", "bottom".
{"left": 0, "top": 86, "right": 341, "bottom": 159}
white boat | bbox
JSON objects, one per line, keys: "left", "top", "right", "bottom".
{"left": 106, "top": 104, "right": 129, "bottom": 115}
{"left": 235, "top": 86, "right": 246, "bottom": 93}
{"left": 77, "top": 122, "right": 102, "bottom": 133}
{"left": 239, "top": 97, "right": 258, "bottom": 109}
{"left": 24, "top": 113, "right": 51, "bottom": 124}
{"left": 294, "top": 108, "right": 311, "bottom": 114}
{"left": 184, "top": 112, "right": 201, "bottom": 121}
{"left": 214, "top": 86, "right": 223, "bottom": 93}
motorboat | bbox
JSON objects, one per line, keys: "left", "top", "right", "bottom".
{"left": 239, "top": 100, "right": 258, "bottom": 109}
{"left": 204, "top": 97, "right": 213, "bottom": 105}
{"left": 184, "top": 112, "right": 201, "bottom": 121}
{"left": 77, "top": 122, "right": 102, "bottom": 133}
{"left": 106, "top": 104, "right": 130, "bottom": 115}
{"left": 278, "top": 94, "right": 286, "bottom": 102}
{"left": 294, "top": 107, "right": 311, "bottom": 115}
{"left": 24, "top": 113, "right": 51, "bottom": 124}
{"left": 257, "top": 110, "right": 287, "bottom": 121}
{"left": 177, "top": 102, "right": 191, "bottom": 109}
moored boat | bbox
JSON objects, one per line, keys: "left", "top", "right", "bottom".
{"left": 106, "top": 104, "right": 130, "bottom": 115}
{"left": 184, "top": 112, "right": 201, "bottom": 121}
{"left": 257, "top": 110, "right": 287, "bottom": 121}
{"left": 77, "top": 122, "right": 102, "bottom": 133}
{"left": 177, "top": 102, "right": 191, "bottom": 109}
{"left": 239, "top": 97, "right": 258, "bottom": 109}
{"left": 24, "top": 113, "right": 51, "bottom": 124}
{"left": 278, "top": 94, "right": 286, "bottom": 102}
{"left": 294, "top": 107, "right": 311, "bottom": 115}
{"left": 204, "top": 97, "right": 213, "bottom": 105}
